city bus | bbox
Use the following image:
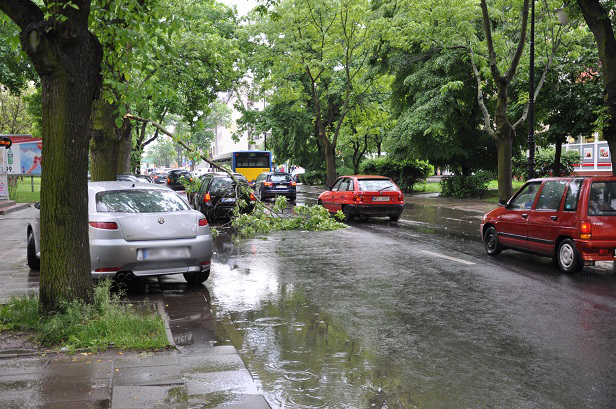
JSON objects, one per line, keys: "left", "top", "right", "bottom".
{"left": 212, "top": 150, "right": 272, "bottom": 182}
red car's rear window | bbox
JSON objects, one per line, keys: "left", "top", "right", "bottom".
{"left": 588, "top": 181, "right": 616, "bottom": 216}
{"left": 358, "top": 179, "right": 397, "bottom": 191}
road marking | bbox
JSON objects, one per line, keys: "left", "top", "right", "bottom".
{"left": 420, "top": 250, "right": 476, "bottom": 265}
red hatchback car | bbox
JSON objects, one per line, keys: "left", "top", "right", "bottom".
{"left": 481, "top": 176, "right": 616, "bottom": 273}
{"left": 318, "top": 175, "right": 405, "bottom": 222}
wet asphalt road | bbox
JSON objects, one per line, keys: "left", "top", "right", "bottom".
{"left": 155, "top": 186, "right": 616, "bottom": 408}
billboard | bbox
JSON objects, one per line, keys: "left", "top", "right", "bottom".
{"left": 1, "top": 135, "right": 42, "bottom": 175}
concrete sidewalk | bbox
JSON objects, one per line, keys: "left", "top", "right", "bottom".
{"left": 0, "top": 205, "right": 270, "bottom": 409}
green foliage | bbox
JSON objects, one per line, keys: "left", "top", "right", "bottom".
{"left": 0, "top": 280, "right": 168, "bottom": 351}
{"left": 439, "top": 172, "right": 491, "bottom": 198}
{"left": 360, "top": 156, "right": 433, "bottom": 192}
{"left": 231, "top": 196, "right": 347, "bottom": 238}
{"left": 512, "top": 148, "right": 582, "bottom": 179}
{"left": 299, "top": 170, "right": 327, "bottom": 186}
{"left": 179, "top": 175, "right": 200, "bottom": 196}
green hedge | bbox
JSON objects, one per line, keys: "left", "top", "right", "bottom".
{"left": 360, "top": 157, "right": 433, "bottom": 192}
{"left": 439, "top": 172, "right": 491, "bottom": 198}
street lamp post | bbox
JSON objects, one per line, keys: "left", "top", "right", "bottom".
{"left": 527, "top": 0, "right": 535, "bottom": 180}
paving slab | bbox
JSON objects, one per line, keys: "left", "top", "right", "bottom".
{"left": 112, "top": 364, "right": 183, "bottom": 386}
{"left": 111, "top": 385, "right": 188, "bottom": 409}
{"left": 184, "top": 369, "right": 258, "bottom": 396}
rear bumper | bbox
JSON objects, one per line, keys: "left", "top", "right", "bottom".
{"left": 575, "top": 239, "right": 616, "bottom": 261}
{"left": 90, "top": 234, "right": 213, "bottom": 279}
{"left": 262, "top": 188, "right": 296, "bottom": 197}
{"left": 345, "top": 203, "right": 404, "bottom": 217}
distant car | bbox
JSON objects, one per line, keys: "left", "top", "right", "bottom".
{"left": 318, "top": 175, "right": 405, "bottom": 222}
{"left": 481, "top": 176, "right": 616, "bottom": 273}
{"left": 135, "top": 174, "right": 153, "bottom": 183}
{"left": 254, "top": 172, "right": 297, "bottom": 201}
{"left": 167, "top": 169, "right": 192, "bottom": 191}
{"left": 27, "top": 182, "right": 213, "bottom": 284}
{"left": 116, "top": 174, "right": 140, "bottom": 182}
{"left": 150, "top": 170, "right": 168, "bottom": 184}
{"left": 193, "top": 172, "right": 256, "bottom": 222}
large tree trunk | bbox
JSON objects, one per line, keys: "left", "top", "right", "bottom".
{"left": 553, "top": 138, "right": 563, "bottom": 176}
{"left": 90, "top": 99, "right": 119, "bottom": 181}
{"left": 0, "top": 1, "right": 103, "bottom": 313}
{"left": 576, "top": 0, "right": 616, "bottom": 173}
{"left": 493, "top": 86, "right": 514, "bottom": 202}
{"left": 322, "top": 137, "right": 337, "bottom": 187}
{"left": 117, "top": 118, "right": 132, "bottom": 174}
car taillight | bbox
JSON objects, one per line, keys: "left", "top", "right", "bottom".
{"left": 580, "top": 220, "right": 592, "bottom": 239}
{"left": 354, "top": 194, "right": 363, "bottom": 203}
{"left": 250, "top": 193, "right": 256, "bottom": 201}
{"left": 167, "top": 178, "right": 171, "bottom": 183}
{"left": 398, "top": 194, "right": 404, "bottom": 202}
{"left": 203, "top": 193, "right": 211, "bottom": 203}
{"left": 290, "top": 181, "right": 297, "bottom": 186}
{"left": 200, "top": 261, "right": 211, "bottom": 266}
{"left": 198, "top": 218, "right": 208, "bottom": 226}
{"left": 89, "top": 222, "right": 118, "bottom": 230}
{"left": 95, "top": 267, "right": 120, "bottom": 272}
{"left": 264, "top": 182, "right": 273, "bottom": 186}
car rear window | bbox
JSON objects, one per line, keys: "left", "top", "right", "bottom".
{"left": 95, "top": 189, "right": 190, "bottom": 213}
{"left": 358, "top": 179, "right": 396, "bottom": 191}
{"left": 588, "top": 181, "right": 616, "bottom": 215}
{"left": 209, "top": 177, "right": 249, "bottom": 193}
{"left": 563, "top": 179, "right": 582, "bottom": 211}
{"left": 270, "top": 174, "right": 291, "bottom": 183}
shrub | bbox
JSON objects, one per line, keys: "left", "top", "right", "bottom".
{"left": 360, "top": 157, "right": 433, "bottom": 192}
{"left": 513, "top": 148, "right": 581, "bottom": 179}
{"left": 299, "top": 170, "right": 327, "bottom": 186}
{"left": 440, "top": 172, "right": 491, "bottom": 198}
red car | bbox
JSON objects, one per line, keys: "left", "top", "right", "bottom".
{"left": 318, "top": 175, "right": 405, "bottom": 222}
{"left": 481, "top": 176, "right": 616, "bottom": 273}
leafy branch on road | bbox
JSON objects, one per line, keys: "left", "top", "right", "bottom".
{"left": 124, "top": 114, "right": 347, "bottom": 237}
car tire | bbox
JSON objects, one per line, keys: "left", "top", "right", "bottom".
{"left": 27, "top": 230, "right": 40, "bottom": 270}
{"left": 390, "top": 214, "right": 400, "bottom": 222}
{"left": 557, "top": 239, "right": 583, "bottom": 274}
{"left": 343, "top": 206, "right": 354, "bottom": 222}
{"left": 483, "top": 226, "right": 502, "bottom": 256}
{"left": 260, "top": 191, "right": 266, "bottom": 202}
{"left": 184, "top": 269, "right": 210, "bottom": 284}
{"left": 290, "top": 195, "right": 296, "bottom": 202}
{"left": 317, "top": 199, "right": 323, "bottom": 207}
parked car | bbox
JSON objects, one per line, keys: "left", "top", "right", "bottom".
{"left": 167, "top": 169, "right": 192, "bottom": 191}
{"left": 150, "top": 170, "right": 168, "bottom": 184}
{"left": 193, "top": 172, "right": 256, "bottom": 221}
{"left": 27, "top": 182, "right": 213, "bottom": 284}
{"left": 481, "top": 176, "right": 616, "bottom": 273}
{"left": 116, "top": 174, "right": 140, "bottom": 182}
{"left": 317, "top": 175, "right": 405, "bottom": 222}
{"left": 135, "top": 174, "right": 153, "bottom": 183}
{"left": 254, "top": 172, "right": 297, "bottom": 201}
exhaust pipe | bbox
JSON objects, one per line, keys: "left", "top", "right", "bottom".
{"left": 125, "top": 272, "right": 135, "bottom": 281}
{"left": 116, "top": 272, "right": 126, "bottom": 281}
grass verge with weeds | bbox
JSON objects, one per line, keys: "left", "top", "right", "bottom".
{"left": 0, "top": 280, "right": 169, "bottom": 352}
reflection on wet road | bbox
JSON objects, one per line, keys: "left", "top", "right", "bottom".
{"left": 206, "top": 208, "right": 616, "bottom": 408}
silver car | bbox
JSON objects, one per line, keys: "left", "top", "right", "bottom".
{"left": 27, "top": 181, "right": 213, "bottom": 284}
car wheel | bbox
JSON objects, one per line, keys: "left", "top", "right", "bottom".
{"left": 184, "top": 269, "right": 210, "bottom": 284}
{"left": 317, "top": 199, "right": 323, "bottom": 207}
{"left": 343, "top": 206, "right": 354, "bottom": 222}
{"left": 390, "top": 214, "right": 400, "bottom": 222}
{"left": 260, "top": 191, "right": 266, "bottom": 202}
{"left": 27, "top": 230, "right": 40, "bottom": 270}
{"left": 483, "top": 226, "right": 502, "bottom": 256}
{"left": 557, "top": 239, "right": 583, "bottom": 274}
{"left": 290, "top": 195, "right": 296, "bottom": 202}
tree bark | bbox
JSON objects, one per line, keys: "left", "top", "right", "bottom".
{"left": 90, "top": 99, "right": 119, "bottom": 181}
{"left": 576, "top": 0, "right": 616, "bottom": 173}
{"left": 117, "top": 117, "right": 132, "bottom": 174}
{"left": 0, "top": 0, "right": 102, "bottom": 313}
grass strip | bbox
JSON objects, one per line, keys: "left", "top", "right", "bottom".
{"left": 0, "top": 280, "right": 169, "bottom": 352}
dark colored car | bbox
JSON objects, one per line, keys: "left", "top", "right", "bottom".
{"left": 318, "top": 175, "right": 405, "bottom": 222}
{"left": 254, "top": 172, "right": 297, "bottom": 201}
{"left": 481, "top": 176, "right": 616, "bottom": 273}
{"left": 150, "top": 170, "right": 168, "bottom": 184}
{"left": 167, "top": 169, "right": 192, "bottom": 191}
{"left": 193, "top": 172, "right": 256, "bottom": 221}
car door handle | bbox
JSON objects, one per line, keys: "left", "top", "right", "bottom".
{"left": 522, "top": 214, "right": 528, "bottom": 219}
{"left": 551, "top": 216, "right": 558, "bottom": 221}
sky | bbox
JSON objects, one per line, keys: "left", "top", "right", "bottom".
{"left": 220, "top": 0, "right": 258, "bottom": 16}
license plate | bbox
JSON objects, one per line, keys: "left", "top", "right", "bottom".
{"left": 372, "top": 196, "right": 391, "bottom": 202}
{"left": 221, "top": 197, "right": 236, "bottom": 203}
{"left": 276, "top": 185, "right": 286, "bottom": 189}
{"left": 142, "top": 247, "right": 189, "bottom": 260}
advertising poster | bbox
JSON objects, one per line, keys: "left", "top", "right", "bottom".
{"left": 0, "top": 148, "right": 8, "bottom": 199}
{"left": 0, "top": 135, "right": 42, "bottom": 175}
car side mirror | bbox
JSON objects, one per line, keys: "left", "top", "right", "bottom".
{"left": 34, "top": 202, "right": 40, "bottom": 209}
{"left": 498, "top": 199, "right": 508, "bottom": 208}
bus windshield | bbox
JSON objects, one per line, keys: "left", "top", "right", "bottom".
{"left": 235, "top": 152, "right": 270, "bottom": 168}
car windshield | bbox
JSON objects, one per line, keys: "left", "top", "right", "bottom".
{"left": 209, "top": 177, "right": 249, "bottom": 193}
{"left": 95, "top": 189, "right": 190, "bottom": 212}
{"left": 358, "top": 179, "right": 396, "bottom": 191}
{"left": 270, "top": 174, "right": 291, "bottom": 183}
{"left": 588, "top": 181, "right": 616, "bottom": 215}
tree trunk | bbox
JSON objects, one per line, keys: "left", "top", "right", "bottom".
{"left": 90, "top": 99, "right": 119, "bottom": 181}
{"left": 553, "top": 138, "right": 563, "bottom": 176}
{"left": 323, "top": 138, "right": 337, "bottom": 187}
{"left": 0, "top": 2, "right": 104, "bottom": 313}
{"left": 117, "top": 117, "right": 132, "bottom": 174}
